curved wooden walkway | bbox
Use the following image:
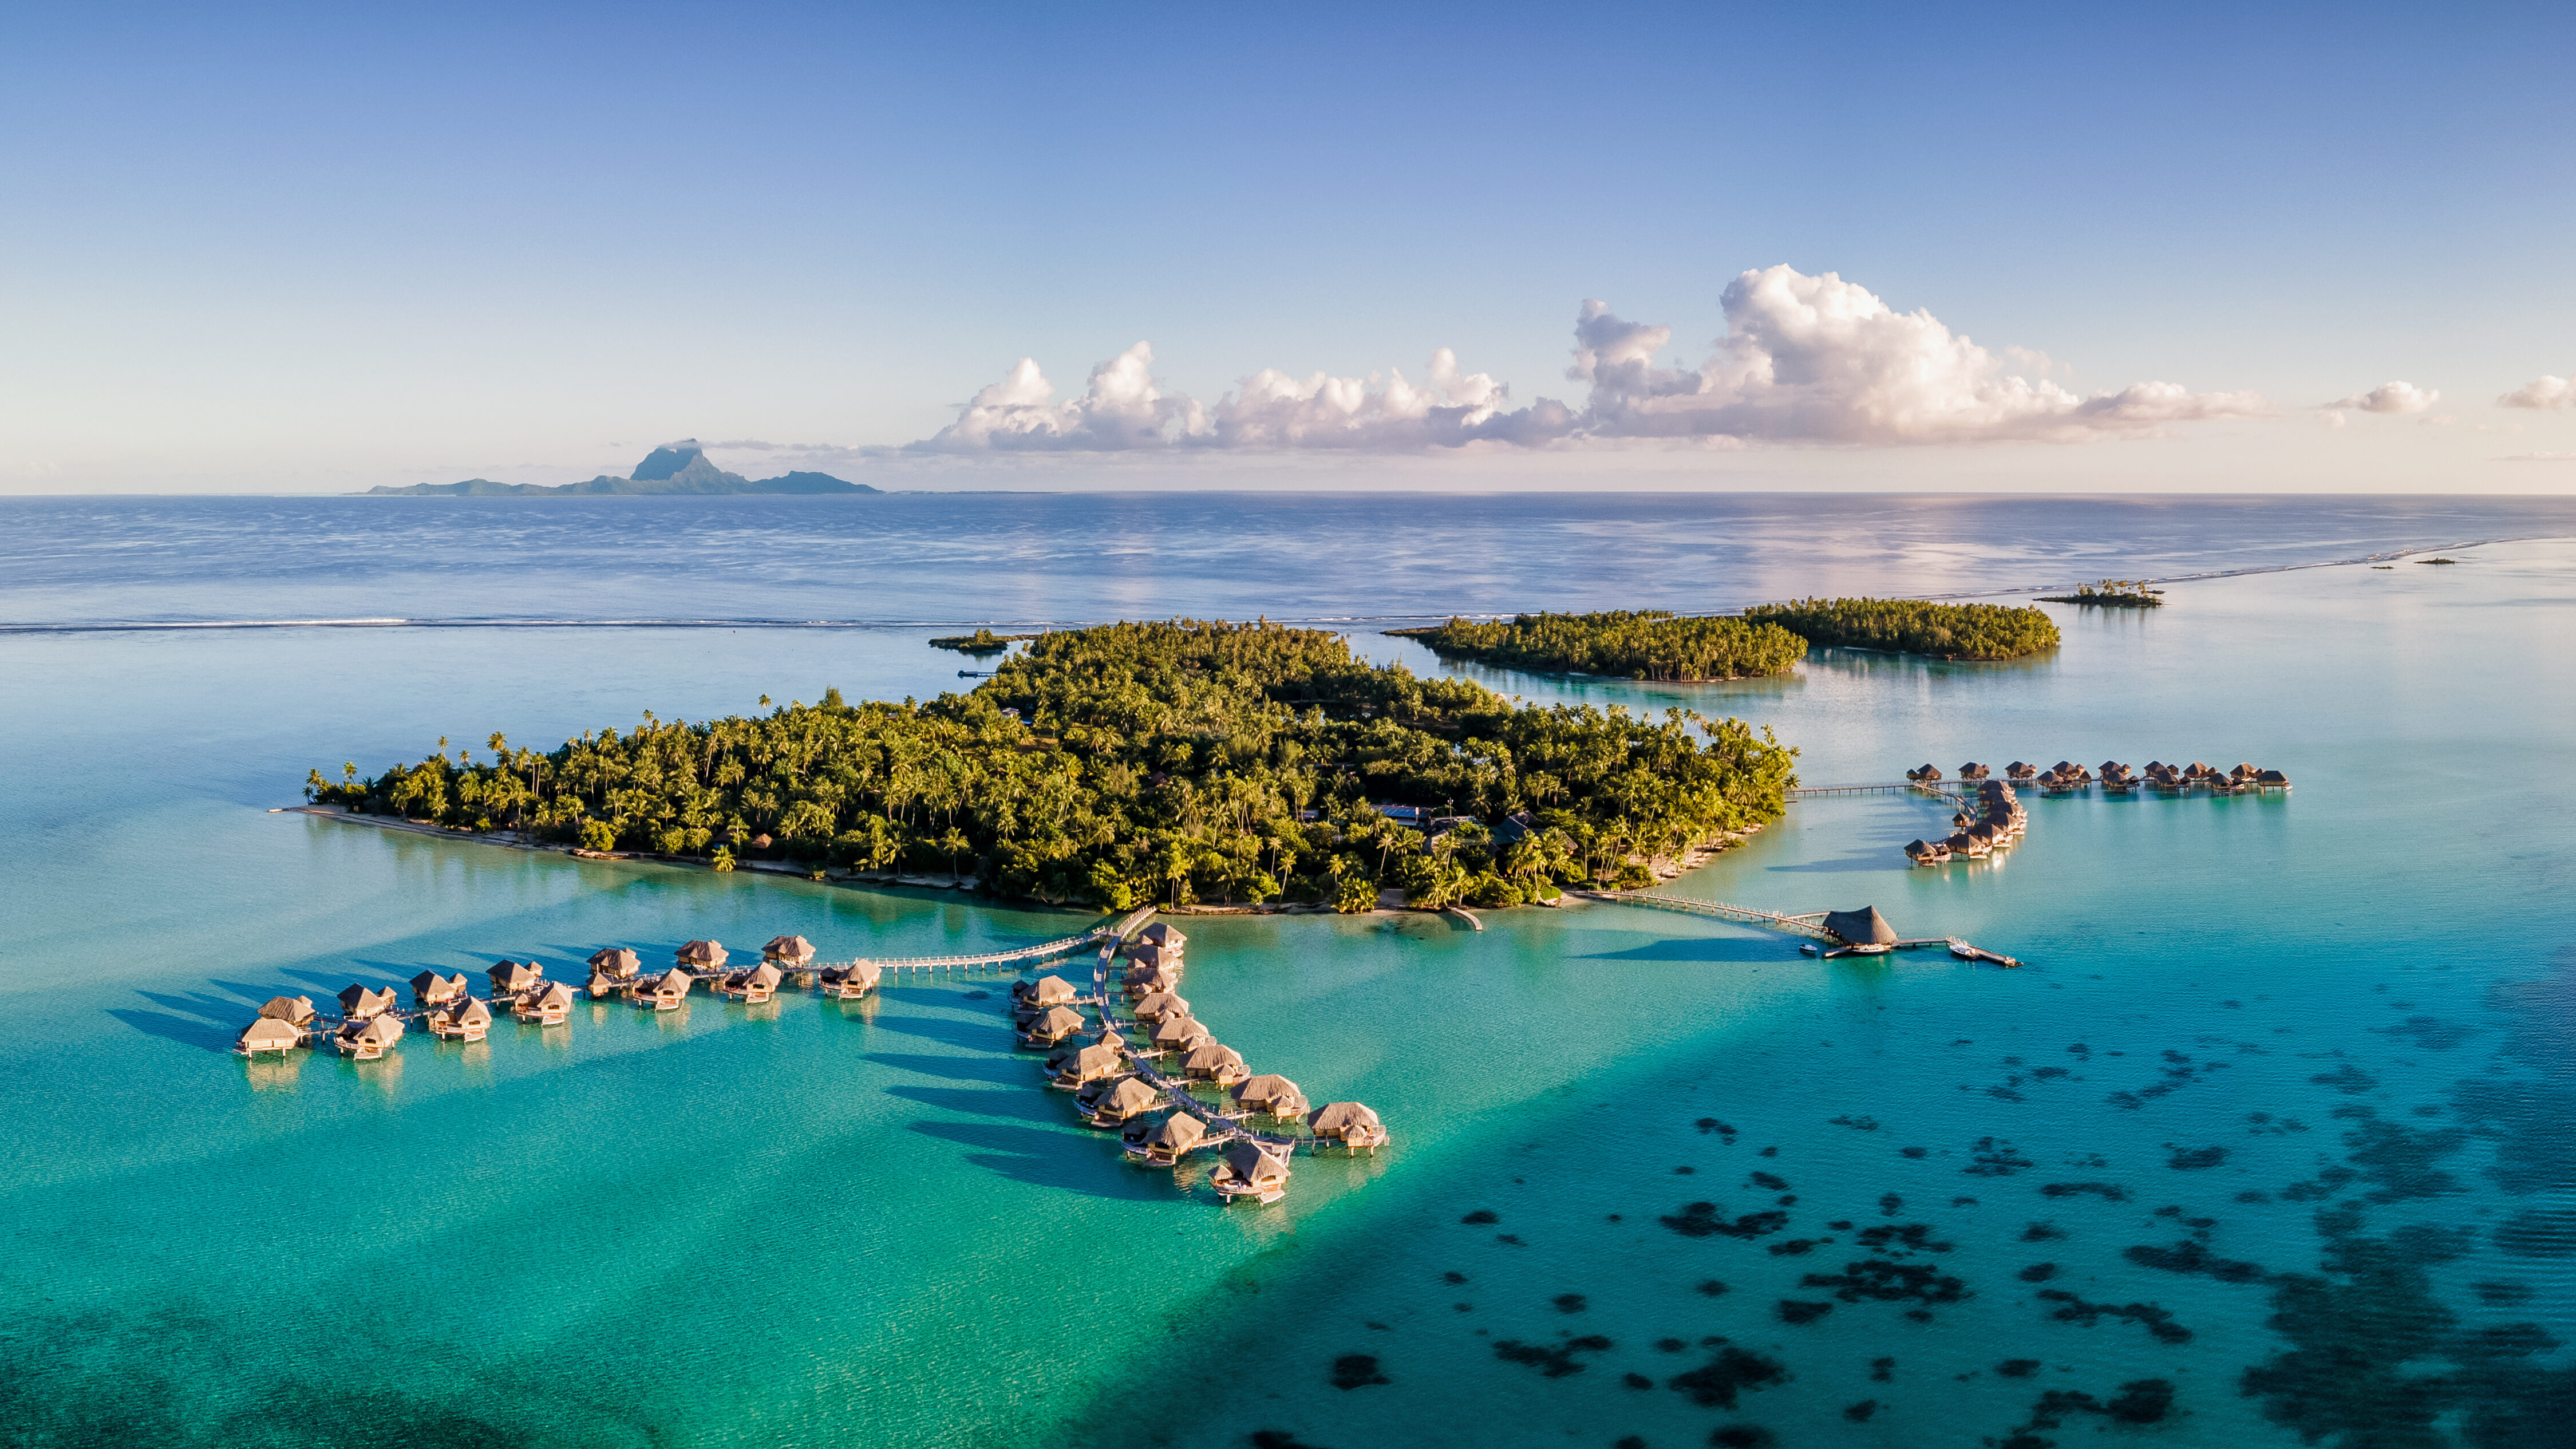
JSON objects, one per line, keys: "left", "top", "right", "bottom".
{"left": 1083, "top": 943, "right": 1310, "bottom": 1155}
{"left": 863, "top": 906, "right": 1157, "bottom": 975}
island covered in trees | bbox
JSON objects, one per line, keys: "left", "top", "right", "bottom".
{"left": 2036, "top": 579, "right": 2163, "bottom": 607}
{"left": 306, "top": 619, "right": 1797, "bottom": 913}
{"left": 1394, "top": 598, "right": 2061, "bottom": 678}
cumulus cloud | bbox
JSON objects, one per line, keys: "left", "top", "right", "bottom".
{"left": 912, "top": 265, "right": 2267, "bottom": 452}
{"left": 2326, "top": 381, "right": 2439, "bottom": 415}
{"left": 2499, "top": 374, "right": 2576, "bottom": 410}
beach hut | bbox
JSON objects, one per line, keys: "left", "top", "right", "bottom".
{"left": 1210, "top": 1141, "right": 1293, "bottom": 1205}
{"left": 409, "top": 970, "right": 468, "bottom": 1006}
{"left": 337, "top": 984, "right": 399, "bottom": 1020}
{"left": 1231, "top": 1073, "right": 1310, "bottom": 1118}
{"left": 821, "top": 960, "right": 882, "bottom": 999}
{"left": 587, "top": 947, "right": 642, "bottom": 980}
{"left": 1020, "top": 1005, "right": 1087, "bottom": 1048}
{"left": 258, "top": 995, "right": 317, "bottom": 1026}
{"left": 1089, "top": 1076, "right": 1163, "bottom": 1127}
{"left": 1182, "top": 1041, "right": 1249, "bottom": 1085}
{"left": 1308, "top": 1101, "right": 1388, "bottom": 1152}
{"left": 515, "top": 981, "right": 575, "bottom": 1024}
{"left": 428, "top": 996, "right": 493, "bottom": 1042}
{"left": 1127, "top": 1110, "right": 1209, "bottom": 1166}
{"left": 334, "top": 1014, "right": 405, "bottom": 1060}
{"left": 676, "top": 940, "right": 728, "bottom": 969}
{"left": 637, "top": 969, "right": 693, "bottom": 1010}
{"left": 488, "top": 960, "right": 544, "bottom": 996}
{"left": 1052, "top": 1041, "right": 1128, "bottom": 1090}
{"left": 762, "top": 935, "right": 816, "bottom": 967}
{"left": 236, "top": 1016, "right": 306, "bottom": 1056}
{"left": 726, "top": 963, "right": 785, "bottom": 1004}
{"left": 1137, "top": 922, "right": 1187, "bottom": 953}
{"left": 1822, "top": 907, "right": 1899, "bottom": 951}
{"left": 1131, "top": 990, "right": 1190, "bottom": 1024}
{"left": 1149, "top": 1013, "right": 1212, "bottom": 1054}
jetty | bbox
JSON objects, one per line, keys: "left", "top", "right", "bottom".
{"left": 1577, "top": 890, "right": 2022, "bottom": 966}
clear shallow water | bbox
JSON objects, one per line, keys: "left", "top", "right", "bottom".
{"left": 1, "top": 496, "right": 2570, "bottom": 1448}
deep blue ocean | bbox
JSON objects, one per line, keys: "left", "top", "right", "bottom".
{"left": 2, "top": 492, "right": 2570, "bottom": 1448}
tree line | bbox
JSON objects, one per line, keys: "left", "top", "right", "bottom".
{"left": 1398, "top": 610, "right": 1809, "bottom": 681}
{"left": 307, "top": 619, "right": 1799, "bottom": 913}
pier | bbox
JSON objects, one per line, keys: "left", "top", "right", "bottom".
{"left": 1576, "top": 889, "right": 2021, "bottom": 965}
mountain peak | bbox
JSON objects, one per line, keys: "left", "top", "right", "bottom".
{"left": 630, "top": 439, "right": 710, "bottom": 481}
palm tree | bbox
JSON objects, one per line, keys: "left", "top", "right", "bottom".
{"left": 937, "top": 827, "right": 970, "bottom": 881}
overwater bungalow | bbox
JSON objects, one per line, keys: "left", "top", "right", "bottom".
{"left": 820, "top": 960, "right": 882, "bottom": 999}
{"left": 1903, "top": 839, "right": 1951, "bottom": 866}
{"left": 1905, "top": 764, "right": 1942, "bottom": 781}
{"left": 236, "top": 1016, "right": 307, "bottom": 1056}
{"left": 1025, "top": 975, "right": 1080, "bottom": 1009}
{"left": 1945, "top": 830, "right": 1983, "bottom": 856}
{"left": 1088, "top": 1076, "right": 1163, "bottom": 1127}
{"left": 588, "top": 947, "right": 642, "bottom": 981}
{"left": 1020, "top": 1005, "right": 1088, "bottom": 1048}
{"left": 1126, "top": 939, "right": 1180, "bottom": 976}
{"left": 1231, "top": 1073, "right": 1310, "bottom": 1119}
{"left": 1821, "top": 907, "right": 1900, "bottom": 953}
{"left": 1124, "top": 962, "right": 1183, "bottom": 996}
{"left": 2256, "top": 768, "right": 2290, "bottom": 785}
{"left": 762, "top": 935, "right": 816, "bottom": 968}
{"left": 637, "top": 969, "right": 693, "bottom": 1010}
{"left": 1308, "top": 1101, "right": 1388, "bottom": 1152}
{"left": 334, "top": 1014, "right": 405, "bottom": 1060}
{"left": 1131, "top": 990, "right": 1190, "bottom": 1024}
{"left": 337, "top": 983, "right": 399, "bottom": 1020}
{"left": 724, "top": 963, "right": 785, "bottom": 1004}
{"left": 1149, "top": 1013, "right": 1212, "bottom": 1054}
{"left": 1182, "top": 1041, "right": 1249, "bottom": 1085}
{"left": 677, "top": 940, "right": 728, "bottom": 969}
{"left": 1136, "top": 922, "right": 1187, "bottom": 954}
{"left": 1052, "top": 1041, "right": 1128, "bottom": 1089}
{"left": 1959, "top": 761, "right": 1991, "bottom": 780}
{"left": 427, "top": 996, "right": 493, "bottom": 1042}
{"left": 258, "top": 995, "right": 317, "bottom": 1026}
{"left": 488, "top": 960, "right": 544, "bottom": 997}
{"left": 515, "top": 981, "right": 575, "bottom": 1024}
{"left": 1125, "top": 1110, "right": 1208, "bottom": 1166}
{"left": 1210, "top": 1140, "right": 1293, "bottom": 1205}
{"left": 409, "top": 970, "right": 469, "bottom": 1007}
{"left": 1046, "top": 1029, "right": 1124, "bottom": 1077}
{"left": 2006, "top": 761, "right": 2037, "bottom": 781}
{"left": 585, "top": 966, "right": 623, "bottom": 998}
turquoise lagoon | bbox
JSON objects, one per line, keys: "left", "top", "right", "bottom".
{"left": 2, "top": 498, "right": 2570, "bottom": 1447}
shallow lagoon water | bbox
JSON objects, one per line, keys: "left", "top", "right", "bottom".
{"left": 2, "top": 496, "right": 2570, "bottom": 1447}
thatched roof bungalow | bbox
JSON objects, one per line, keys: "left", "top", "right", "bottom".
{"left": 334, "top": 1014, "right": 405, "bottom": 1059}
{"left": 1020, "top": 1005, "right": 1088, "bottom": 1048}
{"left": 821, "top": 960, "right": 882, "bottom": 999}
{"left": 488, "top": 960, "right": 544, "bottom": 996}
{"left": 1126, "top": 1110, "right": 1208, "bottom": 1166}
{"left": 726, "top": 963, "right": 785, "bottom": 1004}
{"left": 1125, "top": 940, "right": 1180, "bottom": 974}
{"left": 1124, "top": 963, "right": 1182, "bottom": 997}
{"left": 259, "top": 995, "right": 317, "bottom": 1025}
{"left": 1137, "top": 922, "right": 1187, "bottom": 951}
{"left": 428, "top": 996, "right": 493, "bottom": 1041}
{"left": 1046, "top": 1029, "right": 1124, "bottom": 1076}
{"left": 2256, "top": 768, "right": 2290, "bottom": 785}
{"left": 1210, "top": 1141, "right": 1293, "bottom": 1204}
{"left": 410, "top": 970, "right": 468, "bottom": 1006}
{"left": 1088, "top": 1076, "right": 1163, "bottom": 1127}
{"left": 762, "top": 935, "right": 816, "bottom": 966}
{"left": 1903, "top": 839, "right": 1950, "bottom": 865}
{"left": 236, "top": 1016, "right": 306, "bottom": 1056}
{"left": 515, "top": 981, "right": 575, "bottom": 1024}
{"left": 1821, "top": 907, "right": 1899, "bottom": 950}
{"left": 337, "top": 984, "right": 399, "bottom": 1020}
{"left": 587, "top": 947, "right": 642, "bottom": 979}
{"left": 1231, "top": 1073, "right": 1310, "bottom": 1118}
{"left": 638, "top": 969, "right": 693, "bottom": 1010}
{"left": 1131, "top": 990, "right": 1190, "bottom": 1024}
{"left": 676, "top": 940, "right": 728, "bottom": 968}
{"left": 1182, "top": 1041, "right": 1249, "bottom": 1085}
{"left": 1053, "top": 1042, "right": 1128, "bottom": 1089}
{"left": 1906, "top": 764, "right": 1942, "bottom": 781}
{"left": 1026, "top": 976, "right": 1078, "bottom": 1008}
{"left": 1308, "top": 1101, "right": 1387, "bottom": 1151}
{"left": 1149, "top": 1014, "right": 1212, "bottom": 1053}
{"left": 1959, "top": 762, "right": 1990, "bottom": 779}
{"left": 2006, "top": 761, "right": 2036, "bottom": 780}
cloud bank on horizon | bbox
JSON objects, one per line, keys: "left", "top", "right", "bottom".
{"left": 909, "top": 265, "right": 2274, "bottom": 455}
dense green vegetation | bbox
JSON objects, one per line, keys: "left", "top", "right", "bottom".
{"left": 1740, "top": 598, "right": 2061, "bottom": 660}
{"left": 1397, "top": 611, "right": 1809, "bottom": 681}
{"left": 930, "top": 628, "right": 1044, "bottom": 654}
{"left": 308, "top": 619, "right": 1796, "bottom": 911}
{"left": 2037, "top": 579, "right": 2163, "bottom": 608}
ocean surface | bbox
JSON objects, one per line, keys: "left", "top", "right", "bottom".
{"left": 2, "top": 492, "right": 2571, "bottom": 1449}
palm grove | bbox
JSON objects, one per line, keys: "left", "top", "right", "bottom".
{"left": 308, "top": 620, "right": 1797, "bottom": 913}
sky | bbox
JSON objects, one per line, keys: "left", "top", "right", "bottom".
{"left": 3, "top": 1, "right": 2573, "bottom": 494}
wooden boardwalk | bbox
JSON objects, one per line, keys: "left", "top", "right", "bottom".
{"left": 1084, "top": 944, "right": 1310, "bottom": 1155}
{"left": 867, "top": 905, "right": 1155, "bottom": 975}
{"left": 1786, "top": 781, "right": 1971, "bottom": 806}
{"left": 1575, "top": 890, "right": 1840, "bottom": 942}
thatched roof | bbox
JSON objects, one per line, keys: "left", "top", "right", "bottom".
{"left": 1309, "top": 1101, "right": 1382, "bottom": 1136}
{"left": 1064, "top": 1043, "right": 1125, "bottom": 1081}
{"left": 338, "top": 984, "right": 398, "bottom": 1017}
{"left": 527, "top": 982, "right": 576, "bottom": 1011}
{"left": 339, "top": 1015, "right": 404, "bottom": 1049}
{"left": 1127, "top": 941, "right": 1177, "bottom": 971}
{"left": 259, "top": 995, "right": 316, "bottom": 1024}
{"left": 1822, "top": 907, "right": 1899, "bottom": 945}
{"left": 488, "top": 961, "right": 543, "bottom": 993}
{"left": 1232, "top": 1073, "right": 1307, "bottom": 1113}
{"left": 451, "top": 997, "right": 494, "bottom": 1027}
{"left": 1150, "top": 1013, "right": 1208, "bottom": 1047}
{"left": 1143, "top": 1112, "right": 1207, "bottom": 1152}
{"left": 410, "top": 970, "right": 465, "bottom": 1001}
{"left": 1183, "top": 1041, "right": 1245, "bottom": 1075}
{"left": 745, "top": 963, "right": 784, "bottom": 991}
{"left": 1097, "top": 1077, "right": 1161, "bottom": 1116}
{"left": 762, "top": 935, "right": 815, "bottom": 964}
{"left": 586, "top": 969, "right": 621, "bottom": 996}
{"left": 2257, "top": 768, "right": 2289, "bottom": 784}
{"left": 651, "top": 968, "right": 693, "bottom": 996}
{"left": 1125, "top": 964, "right": 1182, "bottom": 994}
{"left": 588, "top": 947, "right": 641, "bottom": 974}
{"left": 1138, "top": 922, "right": 1187, "bottom": 948}
{"left": 1028, "top": 976, "right": 1078, "bottom": 1006}
{"left": 677, "top": 939, "right": 728, "bottom": 966}
{"left": 1211, "top": 1140, "right": 1291, "bottom": 1189}
{"left": 238, "top": 1017, "right": 302, "bottom": 1051}
{"left": 1029, "top": 1005, "right": 1086, "bottom": 1038}
{"left": 1132, "top": 991, "right": 1189, "bottom": 1022}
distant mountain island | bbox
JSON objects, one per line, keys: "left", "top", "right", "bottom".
{"left": 361, "top": 441, "right": 879, "bottom": 496}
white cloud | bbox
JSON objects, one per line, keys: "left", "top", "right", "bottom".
{"left": 2327, "top": 381, "right": 2438, "bottom": 414}
{"left": 2499, "top": 374, "right": 2576, "bottom": 410}
{"left": 911, "top": 266, "right": 2268, "bottom": 452}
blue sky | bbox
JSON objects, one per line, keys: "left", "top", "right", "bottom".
{"left": 4, "top": 2, "right": 2572, "bottom": 491}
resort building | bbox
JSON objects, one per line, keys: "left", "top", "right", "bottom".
{"left": 1181, "top": 1041, "right": 1248, "bottom": 1085}
{"left": 337, "top": 984, "right": 399, "bottom": 1019}
{"left": 587, "top": 947, "right": 642, "bottom": 981}
{"left": 410, "top": 970, "right": 469, "bottom": 1006}
{"left": 236, "top": 1016, "right": 306, "bottom": 1056}
{"left": 1821, "top": 907, "right": 1899, "bottom": 952}
{"left": 1307, "top": 1101, "right": 1387, "bottom": 1152}
{"left": 1230, "top": 1073, "right": 1309, "bottom": 1118}
{"left": 676, "top": 940, "right": 728, "bottom": 969}
{"left": 334, "top": 1014, "right": 405, "bottom": 1059}
{"left": 488, "top": 960, "right": 544, "bottom": 996}
{"left": 427, "top": 996, "right": 492, "bottom": 1041}
{"left": 820, "top": 961, "right": 881, "bottom": 999}
{"left": 1125, "top": 1110, "right": 1208, "bottom": 1166}
{"left": 1019, "top": 1005, "right": 1087, "bottom": 1048}
{"left": 762, "top": 935, "right": 815, "bottom": 968}
{"left": 637, "top": 969, "right": 693, "bottom": 1010}
{"left": 515, "top": 981, "right": 575, "bottom": 1024}
{"left": 1210, "top": 1140, "right": 1293, "bottom": 1204}
{"left": 1088, "top": 1076, "right": 1162, "bottom": 1127}
{"left": 258, "top": 996, "right": 317, "bottom": 1026}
